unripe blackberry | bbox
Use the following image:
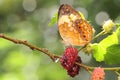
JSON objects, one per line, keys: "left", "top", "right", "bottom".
{"left": 91, "top": 67, "right": 105, "bottom": 80}
{"left": 102, "top": 20, "right": 115, "bottom": 34}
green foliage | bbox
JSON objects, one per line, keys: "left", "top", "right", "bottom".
{"left": 92, "top": 43, "right": 105, "bottom": 61}
{"left": 78, "top": 12, "right": 85, "bottom": 20}
{"left": 104, "top": 44, "right": 120, "bottom": 65}
{"left": 92, "top": 32, "right": 118, "bottom": 62}
{"left": 48, "top": 13, "right": 58, "bottom": 27}
{"left": 92, "top": 24, "right": 120, "bottom": 65}
{"left": 116, "top": 24, "right": 120, "bottom": 44}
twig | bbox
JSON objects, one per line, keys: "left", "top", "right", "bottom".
{"left": 76, "top": 62, "right": 120, "bottom": 71}
{"left": 0, "top": 33, "right": 120, "bottom": 71}
{"left": 93, "top": 31, "right": 105, "bottom": 40}
{"left": 0, "top": 34, "right": 59, "bottom": 61}
{"left": 114, "top": 70, "right": 120, "bottom": 76}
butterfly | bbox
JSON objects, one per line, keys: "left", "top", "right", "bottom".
{"left": 58, "top": 4, "right": 93, "bottom": 46}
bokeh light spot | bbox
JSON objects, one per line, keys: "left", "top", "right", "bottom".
{"left": 23, "top": 0, "right": 37, "bottom": 12}
{"left": 60, "top": 0, "right": 73, "bottom": 5}
{"left": 76, "top": 7, "right": 88, "bottom": 19}
{"left": 95, "top": 11, "right": 109, "bottom": 25}
{"left": 7, "top": 14, "right": 20, "bottom": 25}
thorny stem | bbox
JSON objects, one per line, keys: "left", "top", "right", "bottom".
{"left": 0, "top": 33, "right": 120, "bottom": 71}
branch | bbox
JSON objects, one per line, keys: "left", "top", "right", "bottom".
{"left": 76, "top": 62, "right": 120, "bottom": 71}
{"left": 0, "top": 34, "right": 59, "bottom": 61}
{"left": 0, "top": 33, "right": 120, "bottom": 71}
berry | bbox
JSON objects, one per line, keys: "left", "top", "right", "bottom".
{"left": 102, "top": 20, "right": 115, "bottom": 34}
{"left": 60, "top": 47, "right": 82, "bottom": 77}
{"left": 91, "top": 67, "right": 105, "bottom": 80}
{"left": 67, "top": 56, "right": 82, "bottom": 77}
{"left": 60, "top": 47, "right": 78, "bottom": 70}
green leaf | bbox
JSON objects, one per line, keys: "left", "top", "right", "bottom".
{"left": 116, "top": 23, "right": 120, "bottom": 28}
{"left": 99, "top": 32, "right": 118, "bottom": 48}
{"left": 92, "top": 43, "right": 106, "bottom": 61}
{"left": 92, "top": 32, "right": 118, "bottom": 62}
{"left": 48, "top": 13, "right": 58, "bottom": 27}
{"left": 116, "top": 25, "right": 120, "bottom": 44}
{"left": 104, "top": 44, "right": 120, "bottom": 65}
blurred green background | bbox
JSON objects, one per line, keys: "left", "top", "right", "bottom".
{"left": 0, "top": 0, "right": 120, "bottom": 80}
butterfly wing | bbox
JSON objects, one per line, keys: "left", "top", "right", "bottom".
{"left": 58, "top": 4, "right": 81, "bottom": 19}
{"left": 73, "top": 19, "right": 93, "bottom": 44}
{"left": 58, "top": 4, "right": 93, "bottom": 46}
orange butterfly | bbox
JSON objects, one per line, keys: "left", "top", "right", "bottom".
{"left": 58, "top": 4, "right": 93, "bottom": 46}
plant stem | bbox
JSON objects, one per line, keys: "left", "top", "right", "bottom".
{"left": 115, "top": 70, "right": 120, "bottom": 76}
{"left": 76, "top": 62, "right": 120, "bottom": 71}
{"left": 0, "top": 34, "right": 59, "bottom": 61}
{"left": 93, "top": 30, "right": 105, "bottom": 40}
{"left": 0, "top": 33, "right": 120, "bottom": 71}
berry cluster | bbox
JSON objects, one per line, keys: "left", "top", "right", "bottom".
{"left": 60, "top": 47, "right": 82, "bottom": 77}
{"left": 91, "top": 67, "right": 105, "bottom": 80}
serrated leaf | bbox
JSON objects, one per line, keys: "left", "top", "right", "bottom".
{"left": 104, "top": 44, "right": 120, "bottom": 65}
{"left": 92, "top": 32, "right": 118, "bottom": 62}
{"left": 48, "top": 13, "right": 58, "bottom": 27}
{"left": 99, "top": 32, "right": 118, "bottom": 48}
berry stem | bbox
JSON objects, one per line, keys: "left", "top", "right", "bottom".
{"left": 76, "top": 62, "right": 120, "bottom": 71}
{"left": 93, "top": 30, "right": 105, "bottom": 40}
{"left": 114, "top": 70, "right": 120, "bottom": 76}
{"left": 78, "top": 45, "right": 87, "bottom": 52}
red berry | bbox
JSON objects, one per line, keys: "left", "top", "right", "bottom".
{"left": 60, "top": 47, "right": 82, "bottom": 77}
{"left": 67, "top": 56, "right": 82, "bottom": 77}
{"left": 60, "top": 47, "right": 78, "bottom": 70}
{"left": 91, "top": 67, "right": 105, "bottom": 80}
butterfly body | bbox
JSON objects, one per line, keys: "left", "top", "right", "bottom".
{"left": 58, "top": 4, "right": 93, "bottom": 46}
